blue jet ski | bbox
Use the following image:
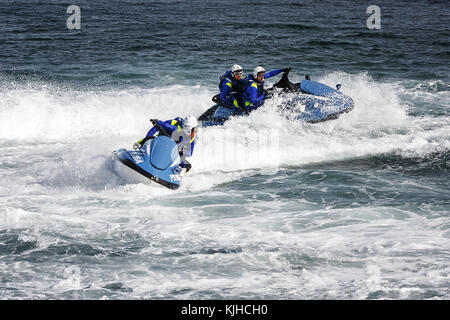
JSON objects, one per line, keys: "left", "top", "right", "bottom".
{"left": 198, "top": 73, "right": 354, "bottom": 126}
{"left": 112, "top": 135, "right": 182, "bottom": 189}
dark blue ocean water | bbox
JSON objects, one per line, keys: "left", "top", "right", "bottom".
{"left": 1, "top": 0, "right": 449, "bottom": 87}
{"left": 0, "top": 0, "right": 449, "bottom": 299}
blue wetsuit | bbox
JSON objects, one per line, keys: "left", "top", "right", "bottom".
{"left": 144, "top": 117, "right": 184, "bottom": 139}
{"left": 218, "top": 70, "right": 244, "bottom": 109}
{"left": 137, "top": 117, "right": 184, "bottom": 147}
{"left": 242, "top": 69, "right": 282, "bottom": 111}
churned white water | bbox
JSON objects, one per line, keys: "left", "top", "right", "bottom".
{"left": 0, "top": 72, "right": 449, "bottom": 299}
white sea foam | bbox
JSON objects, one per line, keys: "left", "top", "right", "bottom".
{"left": 0, "top": 74, "right": 448, "bottom": 299}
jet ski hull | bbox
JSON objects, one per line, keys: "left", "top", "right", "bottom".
{"left": 285, "top": 79, "right": 354, "bottom": 123}
{"left": 112, "top": 136, "right": 182, "bottom": 189}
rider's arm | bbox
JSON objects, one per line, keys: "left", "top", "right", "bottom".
{"left": 145, "top": 125, "right": 158, "bottom": 138}
{"left": 159, "top": 120, "right": 178, "bottom": 133}
{"left": 264, "top": 69, "right": 282, "bottom": 79}
{"left": 144, "top": 119, "right": 178, "bottom": 139}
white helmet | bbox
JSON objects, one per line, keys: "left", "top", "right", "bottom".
{"left": 253, "top": 66, "right": 265, "bottom": 78}
{"left": 231, "top": 64, "right": 243, "bottom": 74}
{"left": 183, "top": 115, "right": 198, "bottom": 135}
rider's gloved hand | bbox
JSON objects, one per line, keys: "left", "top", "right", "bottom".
{"left": 133, "top": 142, "right": 141, "bottom": 150}
{"left": 282, "top": 67, "right": 291, "bottom": 74}
{"left": 150, "top": 118, "right": 159, "bottom": 126}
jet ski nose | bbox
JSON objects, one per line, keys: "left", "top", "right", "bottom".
{"left": 149, "top": 136, "right": 178, "bottom": 170}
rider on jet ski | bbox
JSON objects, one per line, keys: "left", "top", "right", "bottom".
{"left": 241, "top": 66, "right": 291, "bottom": 112}
{"left": 218, "top": 64, "right": 245, "bottom": 110}
{"left": 133, "top": 115, "right": 199, "bottom": 172}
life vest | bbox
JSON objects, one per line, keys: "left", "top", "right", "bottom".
{"left": 219, "top": 71, "right": 234, "bottom": 91}
{"left": 171, "top": 130, "right": 198, "bottom": 158}
{"left": 242, "top": 75, "right": 264, "bottom": 107}
{"left": 219, "top": 71, "right": 244, "bottom": 109}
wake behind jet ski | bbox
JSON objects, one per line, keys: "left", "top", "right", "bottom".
{"left": 198, "top": 71, "right": 354, "bottom": 126}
